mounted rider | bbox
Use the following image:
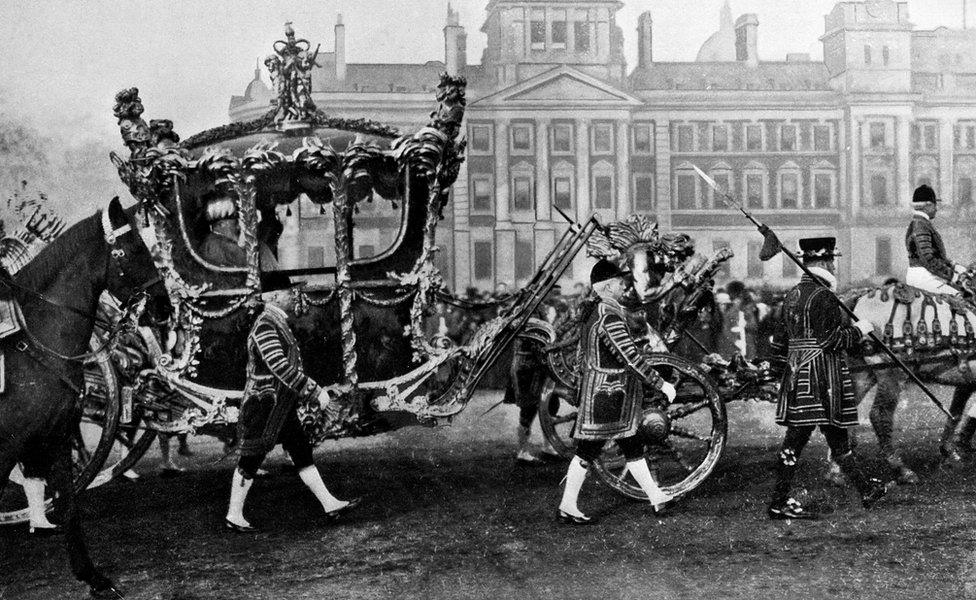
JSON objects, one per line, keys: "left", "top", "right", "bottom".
{"left": 769, "top": 237, "right": 888, "bottom": 520}
{"left": 905, "top": 184, "right": 966, "bottom": 296}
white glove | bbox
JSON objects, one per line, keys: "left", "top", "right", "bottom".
{"left": 854, "top": 319, "right": 874, "bottom": 336}
{"left": 659, "top": 381, "right": 677, "bottom": 403}
{"left": 955, "top": 264, "right": 967, "bottom": 275}
{"left": 316, "top": 387, "right": 332, "bottom": 409}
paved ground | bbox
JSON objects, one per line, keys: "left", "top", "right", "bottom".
{"left": 2, "top": 387, "right": 976, "bottom": 600}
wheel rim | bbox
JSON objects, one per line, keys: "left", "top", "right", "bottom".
{"left": 590, "top": 354, "right": 727, "bottom": 500}
{"left": 537, "top": 378, "right": 579, "bottom": 459}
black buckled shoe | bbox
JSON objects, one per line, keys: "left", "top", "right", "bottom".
{"left": 324, "top": 497, "right": 363, "bottom": 522}
{"left": 556, "top": 509, "right": 596, "bottom": 525}
{"left": 768, "top": 498, "right": 818, "bottom": 520}
{"left": 861, "top": 479, "right": 889, "bottom": 509}
{"left": 224, "top": 518, "right": 259, "bottom": 533}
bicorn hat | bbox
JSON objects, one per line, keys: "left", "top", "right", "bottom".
{"left": 260, "top": 271, "right": 301, "bottom": 293}
{"left": 798, "top": 237, "right": 840, "bottom": 261}
{"left": 590, "top": 259, "right": 630, "bottom": 286}
{"left": 912, "top": 184, "right": 940, "bottom": 204}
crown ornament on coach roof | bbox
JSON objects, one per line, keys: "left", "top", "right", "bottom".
{"left": 265, "top": 22, "right": 321, "bottom": 130}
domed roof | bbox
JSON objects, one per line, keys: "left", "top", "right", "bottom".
{"left": 695, "top": 0, "right": 736, "bottom": 62}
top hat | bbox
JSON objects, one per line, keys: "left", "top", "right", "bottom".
{"left": 912, "top": 184, "right": 940, "bottom": 204}
{"left": 798, "top": 237, "right": 840, "bottom": 261}
{"left": 260, "top": 271, "right": 301, "bottom": 293}
{"left": 590, "top": 259, "right": 630, "bottom": 286}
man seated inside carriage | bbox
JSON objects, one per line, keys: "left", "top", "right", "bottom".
{"left": 905, "top": 184, "right": 967, "bottom": 296}
{"left": 198, "top": 189, "right": 279, "bottom": 271}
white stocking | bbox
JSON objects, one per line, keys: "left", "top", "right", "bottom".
{"left": 558, "top": 456, "right": 589, "bottom": 517}
{"left": 24, "top": 478, "right": 56, "bottom": 528}
{"left": 226, "top": 469, "right": 254, "bottom": 527}
{"left": 625, "top": 459, "right": 672, "bottom": 507}
{"left": 298, "top": 465, "right": 347, "bottom": 513}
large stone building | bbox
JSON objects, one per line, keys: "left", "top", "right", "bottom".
{"left": 229, "top": 0, "right": 976, "bottom": 290}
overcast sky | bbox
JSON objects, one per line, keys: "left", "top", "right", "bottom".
{"left": 0, "top": 0, "right": 968, "bottom": 147}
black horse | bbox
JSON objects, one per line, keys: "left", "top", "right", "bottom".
{"left": 0, "top": 197, "right": 164, "bottom": 599}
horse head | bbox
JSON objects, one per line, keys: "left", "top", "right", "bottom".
{"left": 102, "top": 196, "right": 169, "bottom": 315}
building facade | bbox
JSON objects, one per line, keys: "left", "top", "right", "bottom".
{"left": 229, "top": 0, "right": 976, "bottom": 290}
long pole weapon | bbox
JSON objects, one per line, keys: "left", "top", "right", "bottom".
{"left": 692, "top": 165, "right": 953, "bottom": 419}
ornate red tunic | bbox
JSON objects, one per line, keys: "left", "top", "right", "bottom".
{"left": 574, "top": 301, "right": 664, "bottom": 441}
{"left": 776, "top": 274, "right": 861, "bottom": 427}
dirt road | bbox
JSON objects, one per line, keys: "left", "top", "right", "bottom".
{"left": 2, "top": 389, "right": 975, "bottom": 600}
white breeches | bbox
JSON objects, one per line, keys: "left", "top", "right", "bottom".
{"left": 905, "top": 266, "right": 960, "bottom": 296}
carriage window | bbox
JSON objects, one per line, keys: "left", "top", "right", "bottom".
{"left": 356, "top": 245, "right": 375, "bottom": 258}
{"left": 307, "top": 246, "right": 326, "bottom": 268}
{"left": 875, "top": 237, "right": 892, "bottom": 275}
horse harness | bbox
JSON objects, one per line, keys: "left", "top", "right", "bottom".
{"left": 1, "top": 206, "right": 158, "bottom": 396}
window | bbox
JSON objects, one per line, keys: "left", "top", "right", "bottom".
{"left": 745, "top": 173, "right": 764, "bottom": 208}
{"left": 592, "top": 123, "right": 614, "bottom": 154}
{"left": 470, "top": 125, "right": 492, "bottom": 153}
{"left": 676, "top": 174, "right": 697, "bottom": 209}
{"left": 356, "top": 244, "right": 375, "bottom": 259}
{"left": 779, "top": 172, "right": 799, "bottom": 208}
{"left": 870, "top": 123, "right": 886, "bottom": 149}
{"left": 959, "top": 177, "right": 973, "bottom": 207}
{"left": 512, "top": 176, "right": 533, "bottom": 211}
{"left": 713, "top": 240, "right": 731, "bottom": 278}
{"left": 553, "top": 176, "right": 572, "bottom": 209}
{"left": 574, "top": 21, "right": 590, "bottom": 52}
{"left": 551, "top": 12, "right": 567, "bottom": 49}
{"left": 746, "top": 125, "right": 763, "bottom": 151}
{"left": 511, "top": 125, "right": 532, "bottom": 152}
{"left": 883, "top": 45, "right": 890, "bottom": 66}
{"left": 924, "top": 124, "right": 938, "bottom": 150}
{"left": 780, "top": 125, "right": 797, "bottom": 152}
{"left": 747, "top": 241, "right": 763, "bottom": 278}
{"left": 875, "top": 237, "right": 892, "bottom": 276}
{"left": 593, "top": 175, "right": 614, "bottom": 209}
{"left": 959, "top": 124, "right": 976, "bottom": 150}
{"left": 864, "top": 45, "right": 872, "bottom": 65}
{"left": 472, "top": 176, "right": 493, "bottom": 213}
{"left": 814, "top": 125, "right": 831, "bottom": 151}
{"left": 813, "top": 173, "right": 833, "bottom": 208}
{"left": 871, "top": 174, "right": 888, "bottom": 206}
{"left": 710, "top": 171, "right": 730, "bottom": 209}
{"left": 633, "top": 124, "right": 653, "bottom": 154}
{"left": 473, "top": 241, "right": 493, "bottom": 280}
{"left": 530, "top": 10, "right": 546, "bottom": 50}
{"left": 911, "top": 124, "right": 922, "bottom": 150}
{"left": 515, "top": 237, "right": 534, "bottom": 282}
{"left": 634, "top": 174, "right": 654, "bottom": 211}
{"left": 676, "top": 125, "right": 694, "bottom": 152}
{"left": 308, "top": 246, "right": 325, "bottom": 269}
{"left": 552, "top": 123, "right": 573, "bottom": 153}
{"left": 969, "top": 126, "right": 976, "bottom": 149}
{"left": 782, "top": 247, "right": 798, "bottom": 277}
{"left": 712, "top": 125, "right": 729, "bottom": 152}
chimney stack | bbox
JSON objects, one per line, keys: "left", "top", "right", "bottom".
{"left": 637, "top": 11, "right": 653, "bottom": 68}
{"left": 444, "top": 3, "right": 466, "bottom": 75}
{"left": 335, "top": 13, "right": 346, "bottom": 82}
{"left": 734, "top": 14, "right": 759, "bottom": 67}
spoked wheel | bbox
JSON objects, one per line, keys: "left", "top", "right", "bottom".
{"left": 591, "top": 354, "right": 727, "bottom": 500}
{"left": 0, "top": 337, "right": 124, "bottom": 525}
{"left": 537, "top": 378, "right": 579, "bottom": 459}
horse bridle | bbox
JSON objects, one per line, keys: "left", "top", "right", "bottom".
{"left": 8, "top": 207, "right": 162, "bottom": 363}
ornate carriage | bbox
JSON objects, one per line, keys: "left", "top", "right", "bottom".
{"left": 0, "top": 25, "right": 600, "bottom": 523}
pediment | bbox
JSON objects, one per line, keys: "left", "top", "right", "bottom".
{"left": 472, "top": 66, "right": 642, "bottom": 107}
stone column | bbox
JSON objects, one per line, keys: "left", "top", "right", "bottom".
{"left": 615, "top": 120, "right": 631, "bottom": 219}
{"left": 654, "top": 120, "right": 672, "bottom": 229}
{"left": 534, "top": 119, "right": 555, "bottom": 277}
{"left": 896, "top": 116, "right": 911, "bottom": 208}
{"left": 940, "top": 118, "right": 955, "bottom": 204}
{"left": 573, "top": 119, "right": 592, "bottom": 283}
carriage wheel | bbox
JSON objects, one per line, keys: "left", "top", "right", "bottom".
{"left": 537, "top": 378, "right": 578, "bottom": 459}
{"left": 591, "top": 354, "right": 727, "bottom": 500}
{"left": 0, "top": 338, "right": 124, "bottom": 525}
